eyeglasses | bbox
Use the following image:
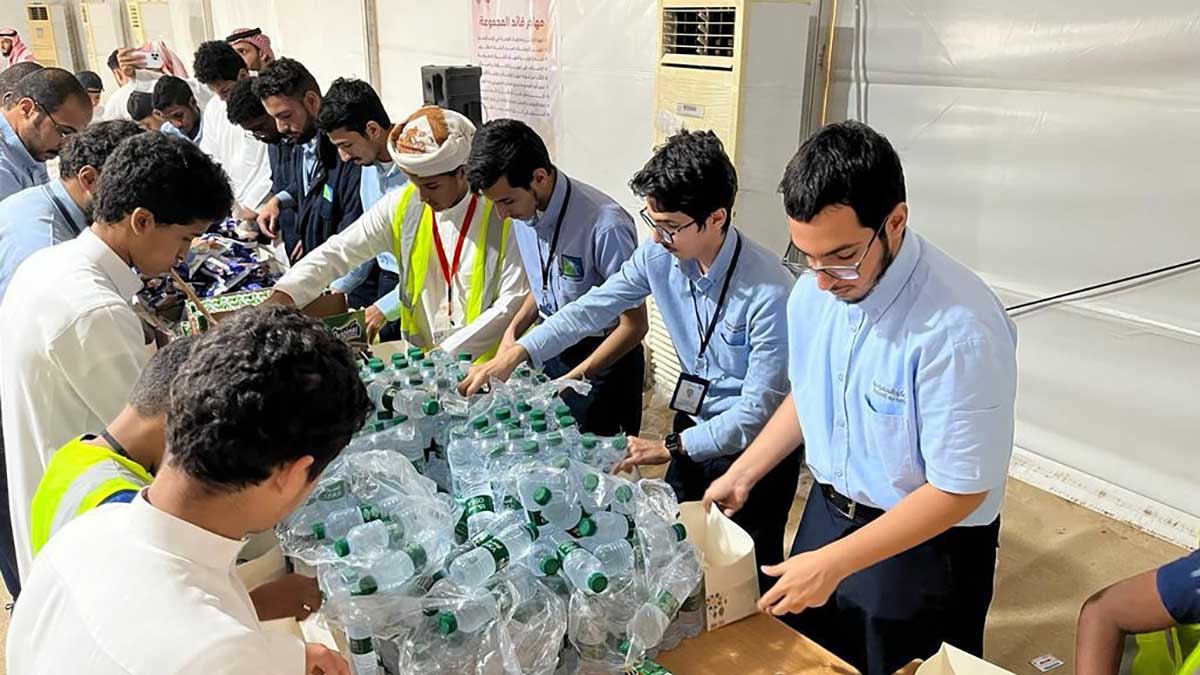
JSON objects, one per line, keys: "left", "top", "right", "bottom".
{"left": 639, "top": 207, "right": 699, "bottom": 244}
{"left": 31, "top": 99, "right": 78, "bottom": 138}
{"left": 783, "top": 218, "right": 887, "bottom": 281}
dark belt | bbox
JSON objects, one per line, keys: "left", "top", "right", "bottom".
{"left": 820, "top": 484, "right": 886, "bottom": 522}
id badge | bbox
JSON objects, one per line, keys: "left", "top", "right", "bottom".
{"left": 670, "top": 373, "right": 710, "bottom": 415}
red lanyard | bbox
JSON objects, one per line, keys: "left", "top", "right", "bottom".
{"left": 430, "top": 195, "right": 479, "bottom": 315}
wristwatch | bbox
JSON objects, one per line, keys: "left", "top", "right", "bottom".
{"left": 664, "top": 433, "right": 685, "bottom": 459}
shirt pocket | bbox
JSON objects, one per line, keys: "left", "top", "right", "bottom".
{"left": 861, "top": 396, "right": 916, "bottom": 490}
{"left": 713, "top": 326, "right": 751, "bottom": 376}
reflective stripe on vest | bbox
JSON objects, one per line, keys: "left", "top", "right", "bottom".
{"left": 1127, "top": 625, "right": 1200, "bottom": 675}
{"left": 31, "top": 439, "right": 153, "bottom": 556}
{"left": 392, "top": 184, "right": 511, "bottom": 362}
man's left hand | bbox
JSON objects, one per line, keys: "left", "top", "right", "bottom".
{"left": 364, "top": 304, "right": 387, "bottom": 341}
{"left": 757, "top": 548, "right": 849, "bottom": 617}
{"left": 614, "top": 436, "right": 672, "bottom": 474}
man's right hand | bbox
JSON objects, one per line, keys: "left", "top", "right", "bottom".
{"left": 364, "top": 304, "right": 388, "bottom": 341}
{"left": 115, "top": 47, "right": 146, "bottom": 77}
{"left": 702, "top": 468, "right": 755, "bottom": 517}
{"left": 459, "top": 344, "right": 529, "bottom": 395}
{"left": 257, "top": 197, "right": 282, "bottom": 239}
{"left": 304, "top": 643, "right": 349, "bottom": 675}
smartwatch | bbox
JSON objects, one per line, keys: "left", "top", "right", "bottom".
{"left": 665, "top": 433, "right": 685, "bottom": 459}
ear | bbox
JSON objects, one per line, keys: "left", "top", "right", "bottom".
{"left": 275, "top": 456, "right": 316, "bottom": 494}
{"left": 238, "top": 67, "right": 249, "bottom": 80}
{"left": 706, "top": 207, "right": 728, "bottom": 231}
{"left": 531, "top": 167, "right": 550, "bottom": 186}
{"left": 129, "top": 206, "right": 156, "bottom": 235}
{"left": 15, "top": 97, "right": 36, "bottom": 120}
{"left": 887, "top": 203, "right": 909, "bottom": 241}
{"left": 304, "top": 90, "right": 321, "bottom": 114}
{"left": 76, "top": 165, "right": 100, "bottom": 192}
{"left": 365, "top": 121, "right": 381, "bottom": 140}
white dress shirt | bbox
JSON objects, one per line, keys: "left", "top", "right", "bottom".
{"left": 7, "top": 490, "right": 307, "bottom": 674}
{"left": 0, "top": 228, "right": 148, "bottom": 579}
{"left": 274, "top": 188, "right": 528, "bottom": 358}
{"left": 199, "top": 96, "right": 273, "bottom": 211}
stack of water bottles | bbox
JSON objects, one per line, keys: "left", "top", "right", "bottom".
{"left": 275, "top": 347, "right": 705, "bottom": 675}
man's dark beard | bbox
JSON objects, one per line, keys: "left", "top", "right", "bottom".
{"left": 293, "top": 118, "right": 317, "bottom": 144}
{"left": 844, "top": 230, "right": 898, "bottom": 305}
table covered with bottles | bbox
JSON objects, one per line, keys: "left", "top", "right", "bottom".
{"left": 277, "top": 346, "right": 707, "bottom": 674}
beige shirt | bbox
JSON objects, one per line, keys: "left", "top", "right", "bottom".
{"left": 7, "top": 490, "right": 307, "bottom": 674}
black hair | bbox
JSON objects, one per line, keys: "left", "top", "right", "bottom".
{"left": 75, "top": 70, "right": 103, "bottom": 92}
{"left": 629, "top": 129, "right": 737, "bottom": 232}
{"left": 166, "top": 305, "right": 370, "bottom": 492}
{"left": 58, "top": 120, "right": 143, "bottom": 178}
{"left": 225, "top": 76, "right": 266, "bottom": 127}
{"left": 192, "top": 40, "right": 245, "bottom": 85}
{"left": 0, "top": 62, "right": 43, "bottom": 99}
{"left": 7, "top": 67, "right": 89, "bottom": 113}
{"left": 252, "top": 57, "right": 319, "bottom": 101}
{"left": 466, "top": 118, "right": 553, "bottom": 193}
{"left": 779, "top": 120, "right": 906, "bottom": 231}
{"left": 126, "top": 91, "right": 154, "bottom": 121}
{"left": 152, "top": 75, "right": 194, "bottom": 111}
{"left": 93, "top": 132, "right": 233, "bottom": 226}
{"left": 129, "top": 336, "right": 197, "bottom": 417}
{"left": 316, "top": 77, "right": 390, "bottom": 135}
{"left": 107, "top": 49, "right": 120, "bottom": 72}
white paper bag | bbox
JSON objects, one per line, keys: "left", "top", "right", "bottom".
{"left": 679, "top": 501, "right": 760, "bottom": 631}
{"left": 915, "top": 644, "right": 1016, "bottom": 675}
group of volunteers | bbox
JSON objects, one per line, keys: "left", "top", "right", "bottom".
{"left": 0, "top": 22, "right": 1193, "bottom": 675}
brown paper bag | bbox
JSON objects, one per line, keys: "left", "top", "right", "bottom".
{"left": 678, "top": 501, "right": 760, "bottom": 631}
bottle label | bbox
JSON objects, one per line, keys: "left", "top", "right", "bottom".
{"left": 566, "top": 517, "right": 590, "bottom": 538}
{"left": 404, "top": 543, "right": 428, "bottom": 571}
{"left": 557, "top": 541, "right": 581, "bottom": 560}
{"left": 655, "top": 590, "right": 681, "bottom": 617}
{"left": 502, "top": 495, "right": 522, "bottom": 511}
{"left": 381, "top": 386, "right": 399, "bottom": 412}
{"left": 317, "top": 480, "right": 347, "bottom": 503}
{"left": 464, "top": 495, "right": 495, "bottom": 517}
{"left": 480, "top": 536, "right": 511, "bottom": 570}
{"left": 527, "top": 510, "right": 549, "bottom": 527}
{"left": 454, "top": 510, "right": 469, "bottom": 542}
{"left": 349, "top": 635, "right": 374, "bottom": 655}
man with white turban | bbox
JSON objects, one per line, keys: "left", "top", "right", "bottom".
{"left": 270, "top": 106, "right": 528, "bottom": 361}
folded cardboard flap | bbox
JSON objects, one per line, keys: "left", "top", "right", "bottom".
{"left": 915, "top": 644, "right": 1016, "bottom": 675}
{"left": 183, "top": 290, "right": 368, "bottom": 350}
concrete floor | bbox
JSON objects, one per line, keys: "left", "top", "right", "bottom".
{"left": 0, "top": 399, "right": 1185, "bottom": 674}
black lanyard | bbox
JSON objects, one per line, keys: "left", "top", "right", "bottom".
{"left": 100, "top": 429, "right": 131, "bottom": 460}
{"left": 43, "top": 184, "right": 83, "bottom": 236}
{"left": 689, "top": 232, "right": 742, "bottom": 361}
{"left": 537, "top": 177, "right": 573, "bottom": 306}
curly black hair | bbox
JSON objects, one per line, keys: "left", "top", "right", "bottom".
{"left": 93, "top": 132, "right": 233, "bottom": 226}
{"left": 466, "top": 118, "right": 553, "bottom": 193}
{"left": 58, "top": 119, "right": 142, "bottom": 178}
{"left": 225, "top": 76, "right": 265, "bottom": 127}
{"left": 317, "top": 77, "right": 390, "bottom": 135}
{"left": 629, "top": 129, "right": 737, "bottom": 232}
{"left": 192, "top": 40, "right": 245, "bottom": 85}
{"left": 166, "top": 305, "right": 370, "bottom": 492}
{"left": 128, "top": 336, "right": 197, "bottom": 417}
{"left": 252, "top": 57, "right": 319, "bottom": 101}
{"left": 779, "top": 120, "right": 906, "bottom": 232}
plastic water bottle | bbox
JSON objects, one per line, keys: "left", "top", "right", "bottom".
{"left": 592, "top": 538, "right": 636, "bottom": 575}
{"left": 556, "top": 538, "right": 608, "bottom": 594}
{"left": 524, "top": 537, "right": 563, "bottom": 578}
{"left": 437, "top": 574, "right": 539, "bottom": 635}
{"left": 448, "top": 515, "right": 539, "bottom": 587}
{"left": 310, "top": 504, "right": 380, "bottom": 542}
{"left": 358, "top": 531, "right": 449, "bottom": 593}
{"left": 390, "top": 414, "right": 426, "bottom": 472}
{"left": 610, "top": 482, "right": 637, "bottom": 516}
{"left": 676, "top": 578, "right": 706, "bottom": 639}
{"left": 626, "top": 549, "right": 702, "bottom": 652}
{"left": 346, "top": 624, "right": 380, "bottom": 675}
{"left": 335, "top": 518, "right": 404, "bottom": 556}
{"left": 588, "top": 511, "right": 633, "bottom": 544}
{"left": 639, "top": 520, "right": 687, "bottom": 567}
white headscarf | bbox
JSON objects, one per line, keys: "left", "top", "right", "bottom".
{"left": 388, "top": 106, "right": 476, "bottom": 177}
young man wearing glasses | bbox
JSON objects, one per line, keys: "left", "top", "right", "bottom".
{"left": 462, "top": 130, "right": 800, "bottom": 591}
{"left": 0, "top": 67, "right": 93, "bottom": 202}
{"left": 703, "top": 121, "right": 1017, "bottom": 674}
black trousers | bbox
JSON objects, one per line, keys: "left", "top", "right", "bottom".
{"left": 542, "top": 337, "right": 644, "bottom": 436}
{"left": 786, "top": 486, "right": 1000, "bottom": 675}
{"left": 666, "top": 412, "right": 801, "bottom": 594}
{"left": 0, "top": 399, "right": 19, "bottom": 601}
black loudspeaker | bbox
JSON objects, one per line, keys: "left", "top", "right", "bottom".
{"left": 421, "top": 65, "right": 484, "bottom": 127}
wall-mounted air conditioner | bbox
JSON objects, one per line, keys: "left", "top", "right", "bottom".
{"left": 24, "top": 2, "right": 82, "bottom": 70}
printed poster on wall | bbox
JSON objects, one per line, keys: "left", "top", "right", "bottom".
{"left": 471, "top": 0, "right": 558, "bottom": 152}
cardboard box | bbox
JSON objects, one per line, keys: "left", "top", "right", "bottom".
{"left": 914, "top": 644, "right": 1016, "bottom": 675}
{"left": 678, "top": 502, "right": 760, "bottom": 631}
{"left": 655, "top": 613, "right": 857, "bottom": 675}
{"left": 183, "top": 290, "right": 369, "bottom": 350}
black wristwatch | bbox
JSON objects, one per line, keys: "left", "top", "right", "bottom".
{"left": 665, "top": 433, "right": 685, "bottom": 459}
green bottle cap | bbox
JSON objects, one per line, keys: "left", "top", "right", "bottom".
{"left": 354, "top": 575, "right": 378, "bottom": 596}
{"left": 587, "top": 572, "right": 608, "bottom": 594}
{"left": 421, "top": 360, "right": 435, "bottom": 369}
{"left": 558, "top": 416, "right": 577, "bottom": 428}
{"left": 544, "top": 432, "right": 563, "bottom": 447}
{"left": 311, "top": 522, "right": 326, "bottom": 540}
{"left": 471, "top": 416, "right": 489, "bottom": 430}
{"left": 611, "top": 435, "right": 628, "bottom": 450}
{"left": 618, "top": 639, "right": 631, "bottom": 655}
{"left": 580, "top": 433, "right": 598, "bottom": 449}
{"left": 533, "top": 487, "right": 552, "bottom": 506}
{"left": 615, "top": 485, "right": 634, "bottom": 503}
{"left": 457, "top": 352, "right": 473, "bottom": 362}
{"left": 672, "top": 523, "right": 687, "bottom": 541}
{"left": 520, "top": 440, "right": 539, "bottom": 455}
{"left": 408, "top": 377, "right": 424, "bottom": 387}
{"left": 506, "top": 428, "right": 526, "bottom": 441}
{"left": 575, "top": 517, "right": 597, "bottom": 537}
{"left": 530, "top": 420, "right": 548, "bottom": 433}
{"left": 479, "top": 427, "right": 498, "bottom": 440}
{"left": 489, "top": 444, "right": 507, "bottom": 458}
{"left": 394, "top": 413, "right": 409, "bottom": 423}
{"left": 516, "top": 401, "right": 533, "bottom": 413}
{"left": 437, "top": 612, "right": 458, "bottom": 635}
{"left": 422, "top": 399, "right": 440, "bottom": 415}
{"left": 494, "top": 407, "right": 512, "bottom": 421}
{"left": 539, "top": 557, "right": 561, "bottom": 575}
{"left": 554, "top": 404, "right": 570, "bottom": 417}
{"left": 334, "top": 539, "right": 350, "bottom": 557}
{"left": 550, "top": 456, "right": 570, "bottom": 470}
{"left": 376, "top": 410, "right": 394, "bottom": 421}
{"left": 529, "top": 410, "right": 546, "bottom": 422}
{"left": 582, "top": 474, "right": 600, "bottom": 491}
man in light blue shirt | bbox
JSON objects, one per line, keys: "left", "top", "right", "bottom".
{"left": 0, "top": 119, "right": 142, "bottom": 302}
{"left": 463, "top": 119, "right": 647, "bottom": 436}
{"left": 703, "top": 121, "right": 1017, "bottom": 674}
{"left": 315, "top": 77, "right": 407, "bottom": 338}
{"left": 0, "top": 67, "right": 93, "bottom": 202}
{"left": 465, "top": 130, "right": 801, "bottom": 585}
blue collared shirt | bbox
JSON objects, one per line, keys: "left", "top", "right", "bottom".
{"left": 788, "top": 230, "right": 1018, "bottom": 526}
{"left": 520, "top": 228, "right": 792, "bottom": 461}
{"left": 1156, "top": 549, "right": 1200, "bottom": 625}
{"left": 276, "top": 136, "right": 320, "bottom": 209}
{"left": 330, "top": 160, "right": 409, "bottom": 314}
{"left": 513, "top": 173, "right": 637, "bottom": 323}
{"left": 0, "top": 114, "right": 49, "bottom": 203}
{"left": 160, "top": 118, "right": 202, "bottom": 145}
{"left": 0, "top": 180, "right": 88, "bottom": 301}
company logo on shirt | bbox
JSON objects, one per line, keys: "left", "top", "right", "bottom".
{"left": 559, "top": 255, "right": 584, "bottom": 279}
{"left": 322, "top": 184, "right": 334, "bottom": 203}
{"left": 871, "top": 380, "right": 906, "bottom": 405}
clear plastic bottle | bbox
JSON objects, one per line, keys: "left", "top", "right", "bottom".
{"left": 458, "top": 479, "right": 497, "bottom": 539}
{"left": 638, "top": 519, "right": 688, "bottom": 568}
{"left": 310, "top": 504, "right": 380, "bottom": 542}
{"left": 676, "top": 578, "right": 706, "bottom": 639}
{"left": 587, "top": 511, "right": 633, "bottom": 545}
{"left": 390, "top": 414, "right": 426, "bottom": 472}
{"left": 357, "top": 531, "right": 450, "bottom": 593}
{"left": 626, "top": 548, "right": 702, "bottom": 654}
{"left": 437, "top": 574, "right": 539, "bottom": 635}
{"left": 447, "top": 515, "right": 540, "bottom": 587}
{"left": 335, "top": 518, "right": 404, "bottom": 556}
{"left": 592, "top": 538, "right": 636, "bottom": 575}
{"left": 346, "top": 624, "right": 380, "bottom": 675}
{"left": 523, "top": 537, "right": 563, "bottom": 578}
{"left": 556, "top": 538, "right": 609, "bottom": 594}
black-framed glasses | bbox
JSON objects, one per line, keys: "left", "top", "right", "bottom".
{"left": 31, "top": 99, "right": 78, "bottom": 138}
{"left": 783, "top": 218, "right": 887, "bottom": 281}
{"left": 639, "top": 207, "right": 699, "bottom": 244}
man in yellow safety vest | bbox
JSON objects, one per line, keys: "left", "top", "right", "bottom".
{"left": 270, "top": 106, "right": 528, "bottom": 361}
{"left": 28, "top": 335, "right": 321, "bottom": 621}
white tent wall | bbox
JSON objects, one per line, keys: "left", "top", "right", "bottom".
{"left": 827, "top": 1, "right": 1200, "bottom": 545}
